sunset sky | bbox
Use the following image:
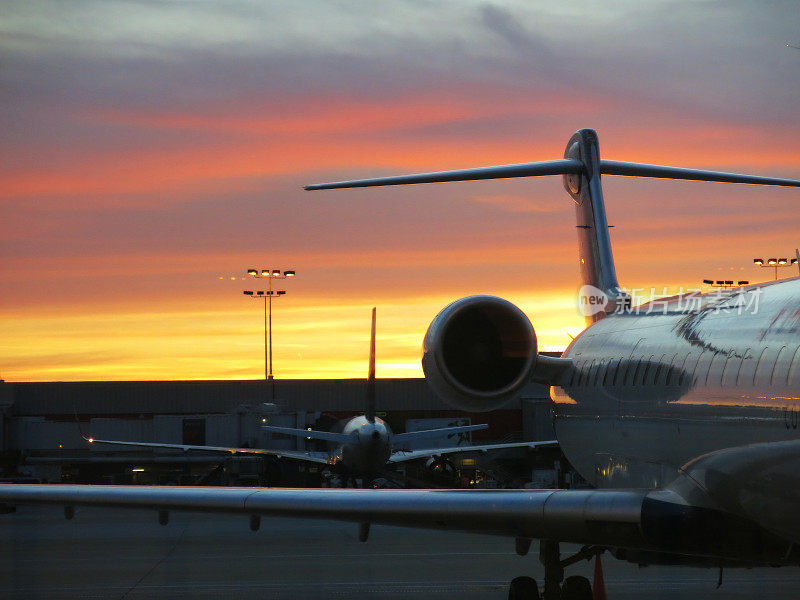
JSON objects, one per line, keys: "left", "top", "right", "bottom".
{"left": 2, "top": 1, "right": 799, "bottom": 382}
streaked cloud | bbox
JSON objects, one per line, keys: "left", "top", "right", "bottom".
{"left": 0, "top": 0, "right": 798, "bottom": 381}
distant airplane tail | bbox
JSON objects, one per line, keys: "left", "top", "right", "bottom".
{"left": 365, "top": 307, "right": 376, "bottom": 423}
{"left": 307, "top": 128, "right": 800, "bottom": 324}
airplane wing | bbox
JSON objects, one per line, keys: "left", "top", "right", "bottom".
{"left": 0, "top": 483, "right": 648, "bottom": 547}
{"left": 387, "top": 440, "right": 559, "bottom": 464}
{"left": 2, "top": 482, "right": 788, "bottom": 566}
{"left": 85, "top": 438, "right": 332, "bottom": 465}
{"left": 391, "top": 423, "right": 489, "bottom": 446}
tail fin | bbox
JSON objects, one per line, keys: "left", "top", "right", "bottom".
{"left": 563, "top": 129, "right": 626, "bottom": 322}
{"left": 307, "top": 129, "right": 800, "bottom": 322}
{"left": 365, "top": 307, "right": 376, "bottom": 423}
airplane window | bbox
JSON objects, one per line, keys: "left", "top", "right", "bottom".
{"left": 585, "top": 361, "right": 595, "bottom": 386}
{"left": 652, "top": 363, "right": 662, "bottom": 385}
{"left": 752, "top": 347, "right": 771, "bottom": 387}
{"left": 643, "top": 355, "right": 655, "bottom": 386}
{"left": 583, "top": 361, "right": 593, "bottom": 386}
{"left": 721, "top": 351, "right": 741, "bottom": 388}
{"left": 580, "top": 361, "right": 594, "bottom": 387}
{"left": 788, "top": 346, "right": 800, "bottom": 387}
{"left": 642, "top": 362, "right": 651, "bottom": 386}
{"left": 611, "top": 358, "right": 623, "bottom": 386}
{"left": 619, "top": 359, "right": 632, "bottom": 386}
{"left": 628, "top": 360, "right": 638, "bottom": 386}
{"left": 737, "top": 348, "right": 755, "bottom": 386}
{"left": 769, "top": 346, "right": 787, "bottom": 387}
{"left": 567, "top": 365, "right": 579, "bottom": 387}
{"left": 622, "top": 338, "right": 646, "bottom": 387}
{"left": 632, "top": 359, "right": 645, "bottom": 387}
{"left": 677, "top": 352, "right": 692, "bottom": 386}
{"left": 654, "top": 354, "right": 668, "bottom": 385}
{"left": 664, "top": 352, "right": 678, "bottom": 385}
{"left": 689, "top": 351, "right": 708, "bottom": 387}
{"left": 594, "top": 361, "right": 605, "bottom": 386}
{"left": 706, "top": 352, "right": 726, "bottom": 387}
{"left": 603, "top": 359, "right": 617, "bottom": 386}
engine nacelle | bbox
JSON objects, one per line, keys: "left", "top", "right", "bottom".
{"left": 424, "top": 457, "right": 457, "bottom": 484}
{"left": 422, "top": 295, "right": 537, "bottom": 412}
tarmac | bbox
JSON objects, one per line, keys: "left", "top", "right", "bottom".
{"left": 2, "top": 505, "right": 799, "bottom": 599}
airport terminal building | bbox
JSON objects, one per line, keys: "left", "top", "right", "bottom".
{"left": 0, "top": 378, "right": 556, "bottom": 487}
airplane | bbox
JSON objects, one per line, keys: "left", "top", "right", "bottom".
{"left": 1, "top": 128, "right": 799, "bottom": 600}
{"left": 83, "top": 307, "right": 545, "bottom": 485}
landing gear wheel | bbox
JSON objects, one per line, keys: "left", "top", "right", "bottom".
{"left": 508, "top": 576, "right": 540, "bottom": 600}
{"left": 561, "top": 575, "right": 592, "bottom": 600}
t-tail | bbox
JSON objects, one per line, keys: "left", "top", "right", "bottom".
{"left": 563, "top": 129, "right": 626, "bottom": 322}
{"left": 307, "top": 128, "right": 800, "bottom": 325}
{"left": 307, "top": 128, "right": 800, "bottom": 411}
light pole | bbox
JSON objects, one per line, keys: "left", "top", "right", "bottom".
{"left": 753, "top": 257, "right": 798, "bottom": 281}
{"left": 243, "top": 269, "right": 295, "bottom": 399}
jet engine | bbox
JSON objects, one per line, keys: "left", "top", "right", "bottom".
{"left": 424, "top": 456, "right": 457, "bottom": 484}
{"left": 422, "top": 295, "right": 537, "bottom": 412}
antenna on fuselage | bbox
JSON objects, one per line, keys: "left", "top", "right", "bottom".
{"left": 365, "top": 307, "right": 377, "bottom": 423}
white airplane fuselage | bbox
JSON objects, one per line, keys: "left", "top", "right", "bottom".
{"left": 554, "top": 276, "right": 800, "bottom": 541}
{"left": 336, "top": 415, "right": 392, "bottom": 474}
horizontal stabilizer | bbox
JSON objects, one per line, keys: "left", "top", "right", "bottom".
{"left": 87, "top": 437, "right": 240, "bottom": 454}
{"left": 392, "top": 424, "right": 488, "bottom": 446}
{"left": 84, "top": 437, "right": 332, "bottom": 464}
{"left": 306, "top": 159, "right": 800, "bottom": 190}
{"left": 599, "top": 160, "right": 800, "bottom": 187}
{"left": 388, "top": 439, "right": 558, "bottom": 464}
{"left": 262, "top": 425, "right": 354, "bottom": 444}
{"left": 305, "top": 159, "right": 582, "bottom": 190}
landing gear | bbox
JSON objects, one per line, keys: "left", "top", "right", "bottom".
{"left": 561, "top": 575, "right": 593, "bottom": 600}
{"left": 508, "top": 576, "right": 539, "bottom": 599}
{"left": 506, "top": 540, "right": 604, "bottom": 600}
{"left": 539, "top": 540, "right": 563, "bottom": 599}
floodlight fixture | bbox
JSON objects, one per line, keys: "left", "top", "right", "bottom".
{"left": 753, "top": 253, "right": 797, "bottom": 280}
